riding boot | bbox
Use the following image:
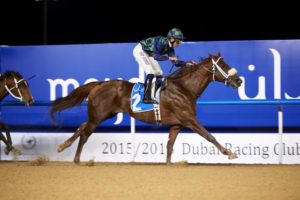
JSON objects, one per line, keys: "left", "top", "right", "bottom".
{"left": 143, "top": 74, "right": 157, "bottom": 104}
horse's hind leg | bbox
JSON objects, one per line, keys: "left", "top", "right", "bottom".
{"left": 73, "top": 111, "right": 118, "bottom": 164}
{"left": 73, "top": 120, "right": 99, "bottom": 164}
{"left": 186, "top": 118, "right": 237, "bottom": 159}
{"left": 57, "top": 122, "right": 87, "bottom": 152}
{"left": 166, "top": 125, "right": 182, "bottom": 165}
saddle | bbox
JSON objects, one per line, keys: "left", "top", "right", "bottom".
{"left": 130, "top": 82, "right": 164, "bottom": 124}
{"left": 130, "top": 83, "right": 162, "bottom": 112}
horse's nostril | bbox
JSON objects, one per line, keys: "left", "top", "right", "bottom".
{"left": 28, "top": 99, "right": 34, "bottom": 105}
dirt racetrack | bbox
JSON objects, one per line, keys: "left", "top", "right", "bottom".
{"left": 0, "top": 161, "right": 300, "bottom": 200}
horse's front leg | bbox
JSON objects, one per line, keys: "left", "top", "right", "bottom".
{"left": 166, "top": 125, "right": 182, "bottom": 165}
{"left": 0, "top": 132, "right": 12, "bottom": 154}
{"left": 0, "top": 122, "right": 20, "bottom": 155}
{"left": 0, "top": 122, "right": 12, "bottom": 145}
{"left": 185, "top": 118, "right": 237, "bottom": 160}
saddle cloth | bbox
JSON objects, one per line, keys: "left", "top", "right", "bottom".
{"left": 130, "top": 83, "right": 161, "bottom": 113}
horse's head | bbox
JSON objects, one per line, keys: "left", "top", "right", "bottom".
{"left": 203, "top": 52, "right": 242, "bottom": 89}
{"left": 2, "top": 71, "right": 34, "bottom": 105}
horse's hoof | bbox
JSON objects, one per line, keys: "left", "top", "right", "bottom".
{"left": 4, "top": 147, "right": 10, "bottom": 155}
{"left": 57, "top": 144, "right": 64, "bottom": 152}
{"left": 228, "top": 153, "right": 238, "bottom": 159}
{"left": 74, "top": 159, "right": 80, "bottom": 165}
{"left": 12, "top": 148, "right": 21, "bottom": 156}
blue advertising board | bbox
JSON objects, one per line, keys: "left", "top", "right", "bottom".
{"left": 0, "top": 40, "right": 299, "bottom": 129}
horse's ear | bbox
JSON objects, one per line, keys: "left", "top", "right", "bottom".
{"left": 217, "top": 51, "right": 221, "bottom": 57}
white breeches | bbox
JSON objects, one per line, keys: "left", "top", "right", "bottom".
{"left": 133, "top": 43, "right": 163, "bottom": 76}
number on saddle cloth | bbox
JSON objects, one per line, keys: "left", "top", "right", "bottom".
{"left": 130, "top": 82, "right": 162, "bottom": 113}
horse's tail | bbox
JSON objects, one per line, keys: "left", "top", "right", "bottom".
{"left": 50, "top": 81, "right": 101, "bottom": 124}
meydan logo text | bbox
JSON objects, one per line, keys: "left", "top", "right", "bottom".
{"left": 46, "top": 48, "right": 299, "bottom": 124}
{"left": 238, "top": 48, "right": 299, "bottom": 100}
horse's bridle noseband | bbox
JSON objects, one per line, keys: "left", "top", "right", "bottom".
{"left": 4, "top": 77, "right": 26, "bottom": 101}
{"left": 211, "top": 56, "right": 237, "bottom": 85}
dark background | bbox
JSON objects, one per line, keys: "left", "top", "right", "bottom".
{"left": 1, "top": 0, "right": 299, "bottom": 45}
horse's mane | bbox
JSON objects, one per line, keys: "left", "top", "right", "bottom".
{"left": 167, "top": 57, "right": 211, "bottom": 79}
{"left": 0, "top": 71, "right": 23, "bottom": 81}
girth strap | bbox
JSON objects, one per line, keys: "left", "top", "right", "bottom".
{"left": 153, "top": 103, "right": 161, "bottom": 125}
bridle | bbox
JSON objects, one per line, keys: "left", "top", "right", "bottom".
{"left": 3, "top": 74, "right": 35, "bottom": 102}
{"left": 210, "top": 56, "right": 237, "bottom": 85}
{"left": 168, "top": 56, "right": 237, "bottom": 85}
{"left": 4, "top": 76, "right": 27, "bottom": 101}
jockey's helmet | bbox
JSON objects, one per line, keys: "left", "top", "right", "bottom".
{"left": 167, "top": 28, "right": 185, "bottom": 41}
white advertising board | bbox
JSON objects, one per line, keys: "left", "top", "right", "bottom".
{"left": 1, "top": 132, "right": 300, "bottom": 164}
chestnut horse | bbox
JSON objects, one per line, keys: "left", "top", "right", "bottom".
{"left": 0, "top": 71, "right": 34, "bottom": 154}
{"left": 50, "top": 53, "right": 243, "bottom": 164}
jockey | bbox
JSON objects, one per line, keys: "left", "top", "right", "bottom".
{"left": 133, "top": 27, "right": 196, "bottom": 104}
